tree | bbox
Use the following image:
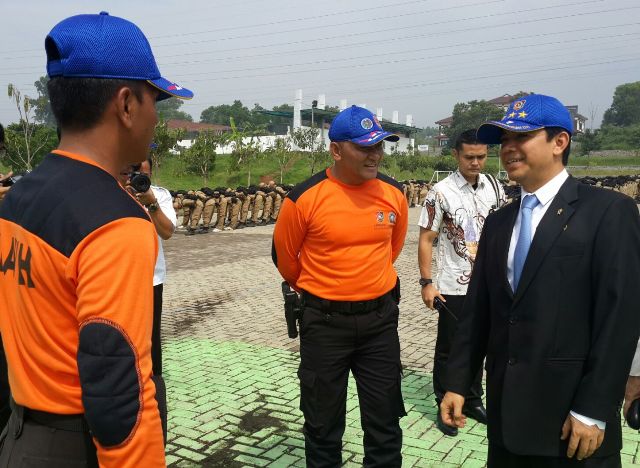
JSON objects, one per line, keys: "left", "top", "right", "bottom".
{"left": 250, "top": 103, "right": 271, "bottom": 127}
{"left": 156, "top": 98, "right": 193, "bottom": 122}
{"left": 576, "top": 128, "right": 600, "bottom": 156}
{"left": 200, "top": 100, "right": 252, "bottom": 126}
{"left": 602, "top": 81, "right": 640, "bottom": 127}
{"left": 4, "top": 84, "right": 57, "bottom": 172}
{"left": 291, "top": 127, "right": 323, "bottom": 175}
{"left": 28, "top": 76, "right": 56, "bottom": 126}
{"left": 149, "top": 120, "right": 185, "bottom": 176}
{"left": 272, "top": 103, "right": 294, "bottom": 113}
{"left": 228, "top": 118, "right": 263, "bottom": 186}
{"left": 445, "top": 100, "right": 503, "bottom": 149}
{"left": 180, "top": 130, "right": 224, "bottom": 185}
{"left": 266, "top": 136, "right": 295, "bottom": 183}
{"left": 3, "top": 124, "right": 57, "bottom": 173}
{"left": 597, "top": 125, "right": 640, "bottom": 151}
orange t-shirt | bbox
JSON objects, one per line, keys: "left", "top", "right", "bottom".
{"left": 273, "top": 168, "right": 408, "bottom": 301}
{"left": 0, "top": 151, "right": 164, "bottom": 467}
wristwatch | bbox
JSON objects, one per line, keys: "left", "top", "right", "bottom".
{"left": 419, "top": 278, "right": 433, "bottom": 287}
{"left": 145, "top": 201, "right": 159, "bottom": 213}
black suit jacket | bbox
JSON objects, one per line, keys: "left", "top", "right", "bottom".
{"left": 446, "top": 176, "right": 640, "bottom": 457}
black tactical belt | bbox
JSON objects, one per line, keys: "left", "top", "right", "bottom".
{"left": 302, "top": 290, "right": 391, "bottom": 315}
{"left": 25, "top": 408, "right": 91, "bottom": 433}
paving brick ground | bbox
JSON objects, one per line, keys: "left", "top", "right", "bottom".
{"left": 161, "top": 207, "right": 640, "bottom": 467}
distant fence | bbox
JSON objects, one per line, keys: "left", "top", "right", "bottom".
{"left": 429, "top": 171, "right": 452, "bottom": 183}
{"left": 566, "top": 166, "right": 640, "bottom": 171}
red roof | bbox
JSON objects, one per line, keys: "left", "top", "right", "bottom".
{"left": 487, "top": 94, "right": 516, "bottom": 105}
{"left": 435, "top": 116, "right": 453, "bottom": 125}
{"left": 166, "top": 119, "right": 231, "bottom": 132}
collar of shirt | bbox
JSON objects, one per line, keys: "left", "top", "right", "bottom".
{"left": 453, "top": 170, "right": 485, "bottom": 191}
{"left": 508, "top": 168, "right": 569, "bottom": 289}
{"left": 519, "top": 169, "right": 569, "bottom": 209}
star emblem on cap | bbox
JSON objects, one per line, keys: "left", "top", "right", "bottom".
{"left": 508, "top": 112, "right": 516, "bottom": 118}
{"left": 518, "top": 111, "right": 528, "bottom": 118}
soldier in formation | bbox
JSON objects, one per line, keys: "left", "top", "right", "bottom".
{"left": 171, "top": 181, "right": 293, "bottom": 234}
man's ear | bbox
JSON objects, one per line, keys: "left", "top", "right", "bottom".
{"left": 114, "top": 86, "right": 138, "bottom": 130}
{"left": 553, "top": 131, "right": 570, "bottom": 157}
{"left": 329, "top": 141, "right": 341, "bottom": 162}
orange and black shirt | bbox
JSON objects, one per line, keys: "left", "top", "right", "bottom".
{"left": 0, "top": 151, "right": 164, "bottom": 467}
{"left": 272, "top": 168, "right": 408, "bottom": 301}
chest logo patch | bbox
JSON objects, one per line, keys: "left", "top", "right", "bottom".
{"left": 389, "top": 212, "right": 396, "bottom": 224}
{"left": 376, "top": 211, "right": 384, "bottom": 223}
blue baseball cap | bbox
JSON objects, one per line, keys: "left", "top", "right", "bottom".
{"left": 477, "top": 94, "right": 573, "bottom": 144}
{"left": 329, "top": 105, "right": 399, "bottom": 146}
{"left": 45, "top": 12, "right": 193, "bottom": 101}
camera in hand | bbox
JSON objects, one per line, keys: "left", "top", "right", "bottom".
{"left": 627, "top": 398, "right": 640, "bottom": 430}
{"left": 129, "top": 171, "right": 151, "bottom": 193}
{"left": 1, "top": 175, "right": 23, "bottom": 187}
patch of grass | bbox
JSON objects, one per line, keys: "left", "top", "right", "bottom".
{"left": 153, "top": 152, "right": 331, "bottom": 190}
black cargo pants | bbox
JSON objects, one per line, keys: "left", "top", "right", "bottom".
{"left": 0, "top": 399, "right": 98, "bottom": 468}
{"left": 432, "top": 294, "right": 483, "bottom": 406}
{"left": 298, "top": 291, "right": 406, "bottom": 468}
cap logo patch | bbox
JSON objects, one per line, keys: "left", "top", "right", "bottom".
{"left": 361, "top": 118, "right": 374, "bottom": 130}
{"left": 513, "top": 100, "right": 526, "bottom": 110}
{"left": 376, "top": 211, "right": 384, "bottom": 223}
{"left": 168, "top": 83, "right": 183, "bottom": 91}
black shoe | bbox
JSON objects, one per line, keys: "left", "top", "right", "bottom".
{"left": 185, "top": 228, "right": 196, "bottom": 236}
{"left": 197, "top": 226, "right": 209, "bottom": 234}
{"left": 463, "top": 404, "right": 487, "bottom": 425}
{"left": 436, "top": 409, "right": 458, "bottom": 437}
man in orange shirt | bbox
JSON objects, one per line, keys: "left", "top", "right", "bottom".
{"left": 273, "top": 106, "right": 409, "bottom": 467}
{"left": 0, "top": 12, "right": 192, "bottom": 468}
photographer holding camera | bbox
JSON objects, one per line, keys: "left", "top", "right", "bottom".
{"left": 124, "top": 158, "right": 176, "bottom": 363}
{"left": 118, "top": 157, "right": 176, "bottom": 441}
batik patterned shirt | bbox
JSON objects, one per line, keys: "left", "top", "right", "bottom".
{"left": 418, "top": 170, "right": 506, "bottom": 295}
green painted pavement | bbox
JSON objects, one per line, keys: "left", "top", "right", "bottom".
{"left": 164, "top": 338, "right": 640, "bottom": 467}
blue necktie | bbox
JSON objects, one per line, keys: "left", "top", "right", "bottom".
{"left": 513, "top": 194, "right": 539, "bottom": 290}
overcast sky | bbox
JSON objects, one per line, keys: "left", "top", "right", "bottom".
{"left": 1, "top": 0, "right": 638, "bottom": 128}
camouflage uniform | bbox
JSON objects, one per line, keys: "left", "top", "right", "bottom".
{"left": 251, "top": 189, "right": 266, "bottom": 224}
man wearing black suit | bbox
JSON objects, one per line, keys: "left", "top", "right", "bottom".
{"left": 440, "top": 94, "right": 640, "bottom": 467}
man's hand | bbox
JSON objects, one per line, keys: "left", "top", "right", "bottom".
{"left": 421, "top": 283, "right": 445, "bottom": 310}
{"left": 0, "top": 172, "right": 13, "bottom": 202}
{"left": 560, "top": 414, "right": 604, "bottom": 460}
{"left": 440, "top": 392, "right": 466, "bottom": 428}
{"left": 624, "top": 376, "right": 640, "bottom": 417}
{"left": 127, "top": 185, "right": 157, "bottom": 207}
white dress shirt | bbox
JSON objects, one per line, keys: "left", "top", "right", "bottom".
{"left": 149, "top": 186, "right": 177, "bottom": 286}
{"left": 507, "top": 169, "right": 605, "bottom": 430}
